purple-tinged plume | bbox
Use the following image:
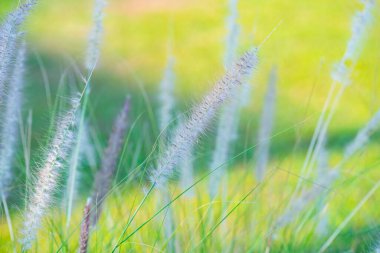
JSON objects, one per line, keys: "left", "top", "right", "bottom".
{"left": 91, "top": 97, "right": 130, "bottom": 224}
{"left": 79, "top": 198, "right": 92, "bottom": 253}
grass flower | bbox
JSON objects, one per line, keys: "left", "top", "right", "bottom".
{"left": 65, "top": 111, "right": 90, "bottom": 228}
{"left": 344, "top": 109, "right": 380, "bottom": 159}
{"left": 209, "top": 0, "right": 257, "bottom": 197}
{"left": 79, "top": 198, "right": 92, "bottom": 253}
{"left": 331, "top": 0, "right": 374, "bottom": 86}
{"left": 91, "top": 97, "right": 130, "bottom": 225}
{"left": 0, "top": 42, "right": 26, "bottom": 197}
{"left": 0, "top": 1, "right": 36, "bottom": 102}
{"left": 20, "top": 96, "right": 80, "bottom": 250}
{"left": 255, "top": 67, "right": 277, "bottom": 181}
{"left": 224, "top": 0, "right": 240, "bottom": 69}
{"left": 296, "top": 0, "right": 375, "bottom": 192}
{"left": 85, "top": 0, "right": 107, "bottom": 71}
{"left": 0, "top": 41, "right": 26, "bottom": 244}
{"left": 158, "top": 56, "right": 176, "bottom": 133}
{"left": 209, "top": 0, "right": 239, "bottom": 198}
{"left": 150, "top": 48, "right": 258, "bottom": 188}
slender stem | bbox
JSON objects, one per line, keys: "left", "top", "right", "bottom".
{"left": 319, "top": 180, "right": 380, "bottom": 253}
{"left": 294, "top": 81, "right": 337, "bottom": 194}
{"left": 1, "top": 192, "right": 14, "bottom": 243}
{"left": 66, "top": 86, "right": 90, "bottom": 229}
{"left": 194, "top": 184, "right": 259, "bottom": 251}
{"left": 112, "top": 183, "right": 155, "bottom": 252}
{"left": 304, "top": 85, "right": 345, "bottom": 179}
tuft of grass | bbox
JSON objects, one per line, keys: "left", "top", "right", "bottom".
{"left": 150, "top": 48, "right": 258, "bottom": 188}
{"left": 91, "top": 96, "right": 131, "bottom": 225}
{"left": 20, "top": 96, "right": 80, "bottom": 250}
{"left": 0, "top": 0, "right": 379, "bottom": 252}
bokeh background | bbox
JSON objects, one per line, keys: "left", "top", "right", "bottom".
{"left": 1, "top": 0, "right": 380, "bottom": 251}
{"left": 1, "top": 0, "right": 379, "bottom": 146}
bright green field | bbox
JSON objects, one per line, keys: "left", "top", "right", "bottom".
{"left": 0, "top": 0, "right": 379, "bottom": 138}
{"left": 1, "top": 0, "right": 380, "bottom": 252}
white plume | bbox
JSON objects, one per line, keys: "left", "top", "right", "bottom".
{"left": 150, "top": 49, "right": 258, "bottom": 188}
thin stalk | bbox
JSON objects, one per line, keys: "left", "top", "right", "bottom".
{"left": 112, "top": 183, "right": 155, "bottom": 252}
{"left": 318, "top": 180, "right": 380, "bottom": 253}
{"left": 1, "top": 192, "right": 14, "bottom": 242}
{"left": 193, "top": 184, "right": 259, "bottom": 251}
{"left": 66, "top": 88, "right": 90, "bottom": 228}
{"left": 294, "top": 81, "right": 337, "bottom": 194}
{"left": 304, "top": 85, "right": 345, "bottom": 179}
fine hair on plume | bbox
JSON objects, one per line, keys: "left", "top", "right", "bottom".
{"left": 0, "top": 41, "right": 26, "bottom": 198}
{"left": 79, "top": 198, "right": 92, "bottom": 253}
{"left": 20, "top": 95, "right": 80, "bottom": 250}
{"left": 149, "top": 48, "right": 258, "bottom": 189}
{"left": 0, "top": 1, "right": 36, "bottom": 103}
{"left": 91, "top": 96, "right": 131, "bottom": 225}
{"left": 85, "top": 0, "right": 107, "bottom": 71}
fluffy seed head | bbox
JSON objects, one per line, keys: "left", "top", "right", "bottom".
{"left": 79, "top": 198, "right": 92, "bottom": 253}
{"left": 344, "top": 109, "right": 380, "bottom": 159}
{"left": 20, "top": 96, "right": 80, "bottom": 250}
{"left": 85, "top": 0, "right": 107, "bottom": 71}
{"left": 331, "top": 0, "right": 374, "bottom": 86}
{"left": 150, "top": 48, "right": 258, "bottom": 188}
{"left": 208, "top": 0, "right": 244, "bottom": 199}
{"left": 224, "top": 0, "right": 240, "bottom": 68}
{"left": 158, "top": 56, "right": 176, "bottom": 133}
{"left": 91, "top": 96, "right": 130, "bottom": 224}
{"left": 0, "top": 1, "right": 36, "bottom": 101}
{"left": 0, "top": 42, "right": 26, "bottom": 197}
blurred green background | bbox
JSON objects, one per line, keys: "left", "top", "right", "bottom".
{"left": 1, "top": 1, "right": 380, "bottom": 251}
{"left": 0, "top": 0, "right": 379, "bottom": 196}
{"left": 0, "top": 0, "right": 379, "bottom": 147}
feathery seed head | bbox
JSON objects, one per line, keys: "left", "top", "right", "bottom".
{"left": 20, "top": 96, "right": 80, "bottom": 250}
{"left": 224, "top": 0, "right": 240, "bottom": 68}
{"left": 0, "top": 2, "right": 35, "bottom": 101}
{"left": 0, "top": 42, "right": 26, "bottom": 197}
{"left": 331, "top": 0, "right": 374, "bottom": 86}
{"left": 91, "top": 96, "right": 130, "bottom": 224}
{"left": 158, "top": 56, "right": 176, "bottom": 133}
{"left": 85, "top": 0, "right": 107, "bottom": 71}
{"left": 344, "top": 109, "right": 380, "bottom": 159}
{"left": 79, "top": 198, "right": 92, "bottom": 253}
{"left": 150, "top": 48, "right": 258, "bottom": 188}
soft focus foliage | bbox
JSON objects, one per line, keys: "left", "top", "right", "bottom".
{"left": 0, "top": 0, "right": 380, "bottom": 252}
